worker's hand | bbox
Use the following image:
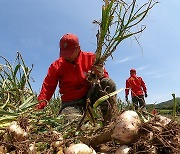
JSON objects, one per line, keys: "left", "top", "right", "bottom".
{"left": 125, "top": 95, "right": 128, "bottom": 102}
{"left": 35, "top": 101, "right": 47, "bottom": 110}
{"left": 92, "top": 63, "right": 104, "bottom": 79}
{"left": 145, "top": 93, "right": 148, "bottom": 98}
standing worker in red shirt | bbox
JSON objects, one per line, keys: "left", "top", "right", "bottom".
{"left": 125, "top": 68, "right": 147, "bottom": 110}
{"left": 36, "top": 33, "right": 116, "bottom": 117}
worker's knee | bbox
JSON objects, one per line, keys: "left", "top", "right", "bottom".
{"left": 100, "top": 78, "right": 116, "bottom": 93}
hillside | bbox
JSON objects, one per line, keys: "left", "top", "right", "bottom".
{"left": 156, "top": 97, "right": 180, "bottom": 109}
{"left": 146, "top": 97, "right": 180, "bottom": 112}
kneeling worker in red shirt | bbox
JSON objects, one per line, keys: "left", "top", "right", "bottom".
{"left": 36, "top": 33, "right": 116, "bottom": 117}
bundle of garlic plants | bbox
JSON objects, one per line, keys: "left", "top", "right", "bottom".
{"left": 86, "top": 0, "right": 158, "bottom": 125}
{"left": 94, "top": 0, "right": 158, "bottom": 65}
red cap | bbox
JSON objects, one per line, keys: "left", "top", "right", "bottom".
{"left": 60, "top": 33, "right": 79, "bottom": 57}
{"left": 130, "top": 68, "right": 136, "bottom": 73}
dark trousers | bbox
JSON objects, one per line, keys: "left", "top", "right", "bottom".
{"left": 87, "top": 78, "right": 116, "bottom": 115}
{"left": 132, "top": 95, "right": 146, "bottom": 110}
{"left": 59, "top": 78, "right": 116, "bottom": 115}
{"left": 59, "top": 98, "right": 85, "bottom": 114}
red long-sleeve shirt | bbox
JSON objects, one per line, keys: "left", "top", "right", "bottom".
{"left": 125, "top": 75, "right": 147, "bottom": 97}
{"left": 38, "top": 51, "right": 109, "bottom": 106}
